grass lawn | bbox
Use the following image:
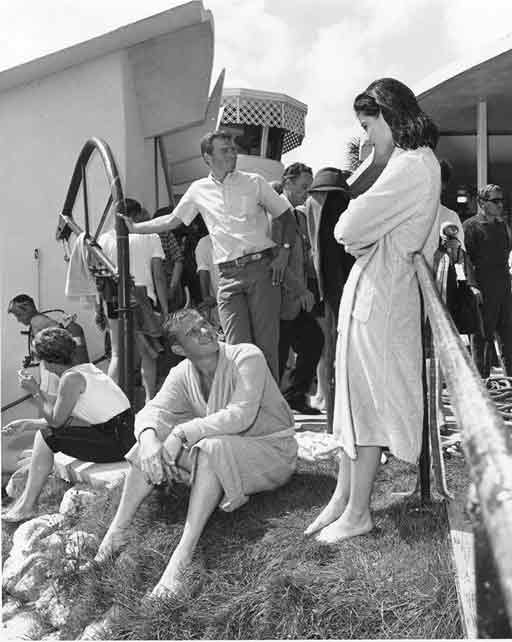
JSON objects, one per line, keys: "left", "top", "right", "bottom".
{"left": 2, "top": 455, "right": 465, "bottom": 640}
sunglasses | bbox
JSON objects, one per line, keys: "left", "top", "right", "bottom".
{"left": 486, "top": 197, "right": 504, "bottom": 204}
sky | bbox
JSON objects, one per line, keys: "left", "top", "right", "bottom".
{"left": 2, "top": 0, "right": 512, "bottom": 171}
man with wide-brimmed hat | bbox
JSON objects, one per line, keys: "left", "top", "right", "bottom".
{"left": 304, "top": 167, "right": 353, "bottom": 426}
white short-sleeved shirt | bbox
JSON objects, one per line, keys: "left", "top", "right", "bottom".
{"left": 195, "top": 235, "right": 219, "bottom": 297}
{"left": 173, "top": 170, "right": 290, "bottom": 264}
{"left": 99, "top": 230, "right": 165, "bottom": 304}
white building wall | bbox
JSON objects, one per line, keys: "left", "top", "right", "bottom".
{"left": 0, "top": 52, "right": 128, "bottom": 419}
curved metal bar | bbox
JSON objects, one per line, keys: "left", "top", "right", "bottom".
{"left": 56, "top": 137, "right": 134, "bottom": 405}
{"left": 414, "top": 252, "right": 512, "bottom": 632}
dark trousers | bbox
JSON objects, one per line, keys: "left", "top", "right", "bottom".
{"left": 218, "top": 255, "right": 281, "bottom": 380}
{"left": 279, "top": 310, "right": 324, "bottom": 403}
{"left": 471, "top": 288, "right": 512, "bottom": 377}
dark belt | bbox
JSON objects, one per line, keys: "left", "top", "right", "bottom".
{"left": 218, "top": 247, "right": 275, "bottom": 270}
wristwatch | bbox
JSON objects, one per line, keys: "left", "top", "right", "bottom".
{"left": 282, "top": 243, "right": 291, "bottom": 250}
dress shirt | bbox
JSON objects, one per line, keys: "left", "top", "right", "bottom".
{"left": 172, "top": 170, "right": 290, "bottom": 264}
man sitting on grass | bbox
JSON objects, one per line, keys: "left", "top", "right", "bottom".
{"left": 92, "top": 308, "right": 297, "bottom": 598}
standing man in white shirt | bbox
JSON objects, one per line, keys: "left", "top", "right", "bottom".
{"left": 100, "top": 198, "right": 168, "bottom": 402}
{"left": 120, "top": 130, "right": 295, "bottom": 379}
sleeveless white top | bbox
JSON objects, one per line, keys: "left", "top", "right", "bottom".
{"left": 65, "top": 363, "right": 130, "bottom": 424}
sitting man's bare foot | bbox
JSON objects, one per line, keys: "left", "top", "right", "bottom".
{"left": 315, "top": 509, "right": 373, "bottom": 544}
{"left": 304, "top": 497, "right": 347, "bottom": 536}
{"left": 151, "top": 550, "right": 192, "bottom": 599}
{"left": 93, "top": 527, "right": 128, "bottom": 564}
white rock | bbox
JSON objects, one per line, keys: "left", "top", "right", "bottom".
{"left": 9, "top": 557, "right": 50, "bottom": 602}
{"left": 11, "top": 514, "right": 65, "bottom": 554}
{"left": 59, "top": 488, "right": 97, "bottom": 517}
{"left": 64, "top": 530, "right": 99, "bottom": 560}
{"left": 3, "top": 514, "right": 65, "bottom": 598}
{"left": 2, "top": 596, "right": 23, "bottom": 619}
{"left": 5, "top": 463, "right": 30, "bottom": 499}
{"left": 2, "top": 609, "right": 42, "bottom": 640}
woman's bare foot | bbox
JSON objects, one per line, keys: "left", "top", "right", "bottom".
{"left": 2, "top": 507, "right": 36, "bottom": 523}
{"left": 315, "top": 509, "right": 373, "bottom": 544}
{"left": 304, "top": 497, "right": 348, "bottom": 536}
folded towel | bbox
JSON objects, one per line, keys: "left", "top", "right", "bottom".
{"left": 65, "top": 233, "right": 97, "bottom": 306}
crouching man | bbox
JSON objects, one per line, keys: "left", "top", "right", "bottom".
{"left": 93, "top": 308, "right": 297, "bottom": 597}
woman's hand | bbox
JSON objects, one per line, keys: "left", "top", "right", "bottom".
{"left": 138, "top": 429, "right": 165, "bottom": 485}
{"left": 18, "top": 370, "right": 40, "bottom": 395}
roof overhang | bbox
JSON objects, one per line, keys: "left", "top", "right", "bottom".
{"left": 0, "top": 1, "right": 211, "bottom": 93}
{"left": 416, "top": 32, "right": 512, "bottom": 134}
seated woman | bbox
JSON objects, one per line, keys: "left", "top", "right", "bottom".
{"left": 3, "top": 327, "right": 136, "bottom": 523}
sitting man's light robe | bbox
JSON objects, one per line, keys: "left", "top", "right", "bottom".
{"left": 127, "top": 342, "right": 297, "bottom": 511}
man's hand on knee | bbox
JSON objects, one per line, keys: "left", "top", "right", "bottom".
{"left": 138, "top": 428, "right": 166, "bottom": 485}
{"left": 162, "top": 432, "right": 183, "bottom": 481}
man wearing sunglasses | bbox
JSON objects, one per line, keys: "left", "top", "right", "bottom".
{"left": 463, "top": 184, "right": 512, "bottom": 377}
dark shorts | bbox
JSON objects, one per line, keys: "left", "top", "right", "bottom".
{"left": 40, "top": 408, "right": 136, "bottom": 463}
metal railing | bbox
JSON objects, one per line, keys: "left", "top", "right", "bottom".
{"left": 414, "top": 252, "right": 512, "bottom": 637}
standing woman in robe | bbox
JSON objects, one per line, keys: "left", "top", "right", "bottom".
{"left": 305, "top": 78, "right": 440, "bottom": 542}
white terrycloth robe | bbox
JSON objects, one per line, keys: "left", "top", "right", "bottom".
{"left": 127, "top": 342, "right": 297, "bottom": 511}
{"left": 333, "top": 147, "right": 440, "bottom": 464}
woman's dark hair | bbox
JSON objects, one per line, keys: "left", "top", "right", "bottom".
{"left": 354, "top": 78, "right": 439, "bottom": 150}
{"left": 33, "top": 327, "right": 76, "bottom": 365}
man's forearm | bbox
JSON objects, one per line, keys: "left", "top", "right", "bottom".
{"left": 153, "top": 260, "right": 169, "bottom": 316}
{"left": 133, "top": 212, "right": 182, "bottom": 234}
{"left": 170, "top": 261, "right": 184, "bottom": 291}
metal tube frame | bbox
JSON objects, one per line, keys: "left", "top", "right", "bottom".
{"left": 414, "top": 252, "right": 512, "bottom": 636}
{"left": 56, "top": 137, "right": 134, "bottom": 406}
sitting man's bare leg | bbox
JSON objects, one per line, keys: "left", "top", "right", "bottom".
{"left": 151, "top": 450, "right": 222, "bottom": 598}
{"left": 94, "top": 465, "right": 154, "bottom": 562}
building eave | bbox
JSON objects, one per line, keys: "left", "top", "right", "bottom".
{"left": 0, "top": 1, "right": 212, "bottom": 92}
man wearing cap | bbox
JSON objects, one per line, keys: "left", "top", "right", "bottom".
{"left": 120, "top": 130, "right": 295, "bottom": 380}
{"left": 463, "top": 184, "right": 512, "bottom": 377}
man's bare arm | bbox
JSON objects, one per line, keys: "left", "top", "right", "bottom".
{"left": 119, "top": 211, "right": 183, "bottom": 234}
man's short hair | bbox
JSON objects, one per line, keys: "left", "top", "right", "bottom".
{"left": 162, "top": 308, "right": 205, "bottom": 346}
{"left": 282, "top": 162, "right": 313, "bottom": 182}
{"left": 200, "top": 130, "right": 234, "bottom": 157}
{"left": 123, "top": 198, "right": 143, "bottom": 220}
{"left": 8, "top": 294, "right": 36, "bottom": 314}
{"left": 478, "top": 184, "right": 503, "bottom": 204}
{"left": 270, "top": 180, "right": 283, "bottom": 195}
